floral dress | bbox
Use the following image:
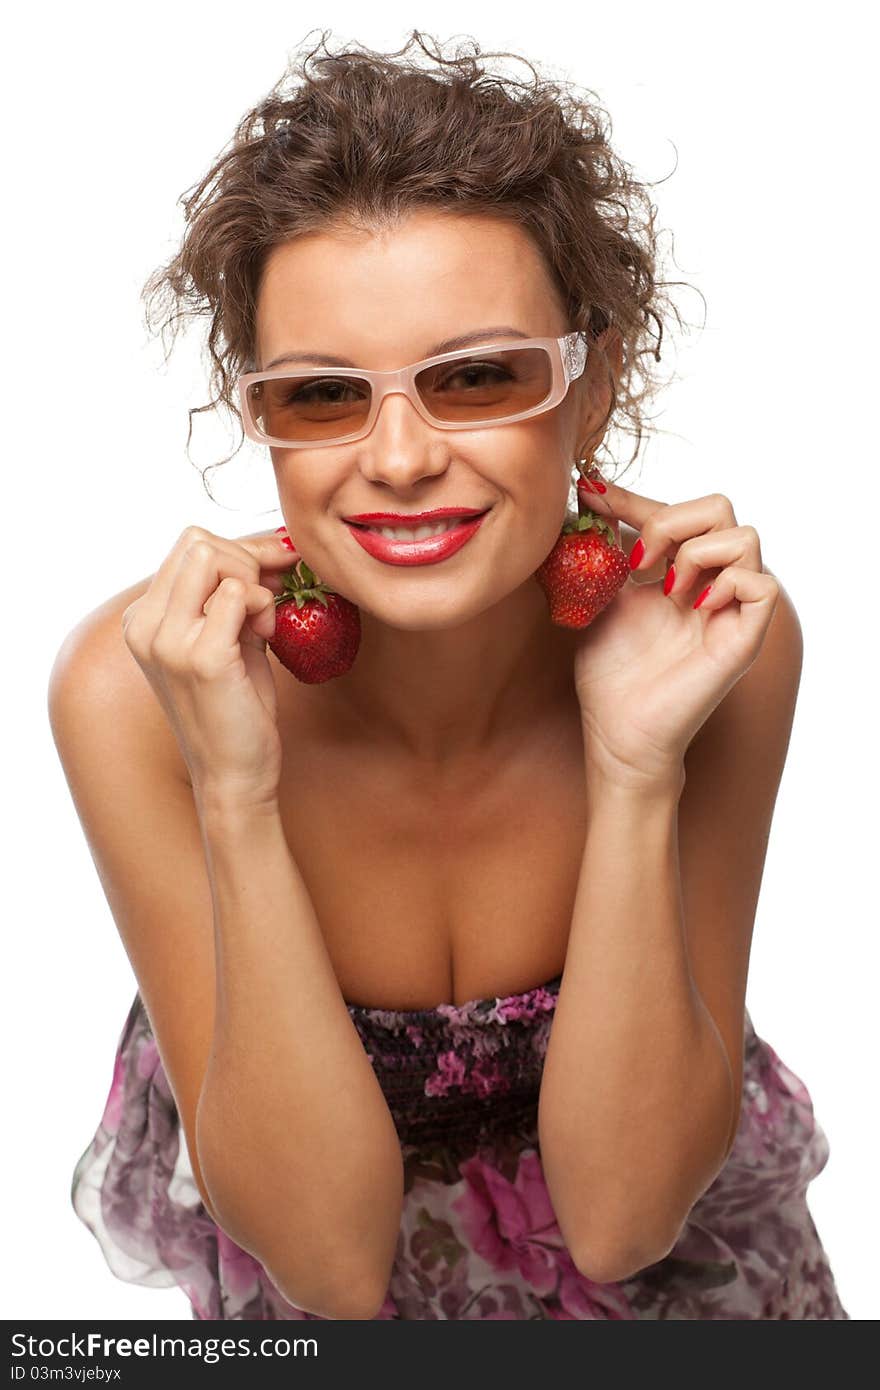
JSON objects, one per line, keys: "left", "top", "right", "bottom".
{"left": 70, "top": 974, "right": 849, "bottom": 1319}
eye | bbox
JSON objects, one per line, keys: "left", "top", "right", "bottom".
{"left": 434, "top": 360, "right": 513, "bottom": 390}
{"left": 284, "top": 378, "right": 367, "bottom": 405}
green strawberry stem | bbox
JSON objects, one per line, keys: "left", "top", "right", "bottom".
{"left": 562, "top": 507, "right": 617, "bottom": 547}
{"left": 274, "top": 558, "right": 334, "bottom": 610}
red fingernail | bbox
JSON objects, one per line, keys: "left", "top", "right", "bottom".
{"left": 663, "top": 564, "right": 676, "bottom": 596}
{"left": 628, "top": 537, "right": 645, "bottom": 570}
{"left": 693, "top": 584, "right": 713, "bottom": 610}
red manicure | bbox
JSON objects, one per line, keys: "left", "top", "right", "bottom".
{"left": 628, "top": 537, "right": 645, "bottom": 570}
{"left": 693, "top": 584, "right": 713, "bottom": 610}
{"left": 663, "top": 564, "right": 676, "bottom": 596}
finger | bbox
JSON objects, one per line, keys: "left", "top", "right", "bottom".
{"left": 576, "top": 473, "right": 669, "bottom": 533}
{"left": 140, "top": 527, "right": 294, "bottom": 626}
{"left": 272, "top": 525, "right": 301, "bottom": 558}
{"left": 238, "top": 526, "right": 301, "bottom": 564}
{"left": 236, "top": 528, "right": 303, "bottom": 577}
{"left": 252, "top": 528, "right": 302, "bottom": 595}
{"left": 262, "top": 528, "right": 302, "bottom": 594}
{"left": 661, "top": 526, "right": 762, "bottom": 605}
{"left": 624, "top": 492, "right": 739, "bottom": 573}
{"left": 691, "top": 565, "right": 780, "bottom": 652}
{"left": 196, "top": 576, "right": 276, "bottom": 665}
{"left": 155, "top": 539, "right": 265, "bottom": 651}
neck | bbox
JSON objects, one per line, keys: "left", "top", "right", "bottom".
{"left": 315, "top": 579, "right": 580, "bottom": 767}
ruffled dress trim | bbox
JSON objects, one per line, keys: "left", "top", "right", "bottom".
{"left": 71, "top": 983, "right": 849, "bottom": 1320}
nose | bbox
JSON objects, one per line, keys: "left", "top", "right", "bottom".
{"left": 356, "top": 388, "right": 449, "bottom": 488}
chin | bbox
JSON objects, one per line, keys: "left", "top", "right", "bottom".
{"left": 361, "top": 602, "right": 481, "bottom": 634}
{"left": 366, "top": 581, "right": 531, "bottom": 634}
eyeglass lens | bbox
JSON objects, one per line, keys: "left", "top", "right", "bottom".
{"left": 245, "top": 346, "right": 555, "bottom": 443}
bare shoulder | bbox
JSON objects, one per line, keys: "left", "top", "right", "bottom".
{"left": 48, "top": 572, "right": 227, "bottom": 1223}
{"left": 49, "top": 533, "right": 316, "bottom": 790}
{"left": 49, "top": 570, "right": 191, "bottom": 786}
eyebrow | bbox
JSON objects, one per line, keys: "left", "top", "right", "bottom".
{"left": 262, "top": 326, "right": 532, "bottom": 371}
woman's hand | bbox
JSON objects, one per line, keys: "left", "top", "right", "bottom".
{"left": 571, "top": 479, "right": 781, "bottom": 790}
{"left": 121, "top": 525, "right": 301, "bottom": 812}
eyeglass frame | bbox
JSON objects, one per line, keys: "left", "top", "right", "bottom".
{"left": 236, "top": 330, "right": 590, "bottom": 449}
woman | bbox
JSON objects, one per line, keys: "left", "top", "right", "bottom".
{"left": 50, "top": 31, "right": 849, "bottom": 1319}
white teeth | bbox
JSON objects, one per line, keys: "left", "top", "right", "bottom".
{"left": 367, "top": 517, "right": 468, "bottom": 541}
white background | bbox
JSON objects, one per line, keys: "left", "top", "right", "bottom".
{"left": 6, "top": 0, "right": 875, "bottom": 1320}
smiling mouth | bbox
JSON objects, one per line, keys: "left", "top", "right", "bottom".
{"left": 345, "top": 512, "right": 490, "bottom": 541}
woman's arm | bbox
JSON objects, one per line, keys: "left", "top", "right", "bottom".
{"left": 195, "top": 792, "right": 404, "bottom": 1320}
{"left": 538, "top": 582, "right": 804, "bottom": 1286}
{"left": 538, "top": 773, "right": 734, "bottom": 1286}
{"left": 49, "top": 582, "right": 402, "bottom": 1322}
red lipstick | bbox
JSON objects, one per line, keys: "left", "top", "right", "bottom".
{"left": 342, "top": 509, "right": 491, "bottom": 566}
{"left": 343, "top": 506, "right": 488, "bottom": 524}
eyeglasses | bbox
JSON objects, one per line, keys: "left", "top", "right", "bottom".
{"left": 237, "top": 331, "right": 589, "bottom": 449}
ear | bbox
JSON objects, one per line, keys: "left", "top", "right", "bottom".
{"left": 608, "top": 329, "right": 624, "bottom": 381}
{"left": 574, "top": 327, "right": 624, "bottom": 459}
{"left": 594, "top": 323, "right": 624, "bottom": 383}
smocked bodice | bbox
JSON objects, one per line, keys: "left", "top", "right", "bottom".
{"left": 344, "top": 973, "right": 562, "bottom": 1151}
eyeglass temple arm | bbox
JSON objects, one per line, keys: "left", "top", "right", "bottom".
{"left": 561, "top": 332, "right": 590, "bottom": 386}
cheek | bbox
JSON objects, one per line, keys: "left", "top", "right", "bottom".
{"left": 274, "top": 476, "right": 331, "bottom": 536}
{"left": 525, "top": 464, "right": 572, "bottom": 530}
{"left": 530, "top": 505, "right": 568, "bottom": 563}
{"left": 498, "top": 482, "right": 569, "bottom": 574}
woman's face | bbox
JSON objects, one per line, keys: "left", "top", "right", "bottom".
{"left": 254, "top": 210, "right": 602, "bottom": 632}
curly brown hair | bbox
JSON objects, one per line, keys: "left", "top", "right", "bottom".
{"left": 142, "top": 28, "right": 701, "bottom": 501}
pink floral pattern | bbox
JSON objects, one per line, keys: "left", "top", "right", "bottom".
{"left": 70, "top": 980, "right": 849, "bottom": 1319}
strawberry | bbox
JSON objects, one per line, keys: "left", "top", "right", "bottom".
{"left": 534, "top": 507, "right": 629, "bottom": 629}
{"left": 269, "top": 558, "right": 361, "bottom": 683}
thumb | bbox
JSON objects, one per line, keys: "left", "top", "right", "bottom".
{"left": 241, "top": 586, "right": 276, "bottom": 650}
